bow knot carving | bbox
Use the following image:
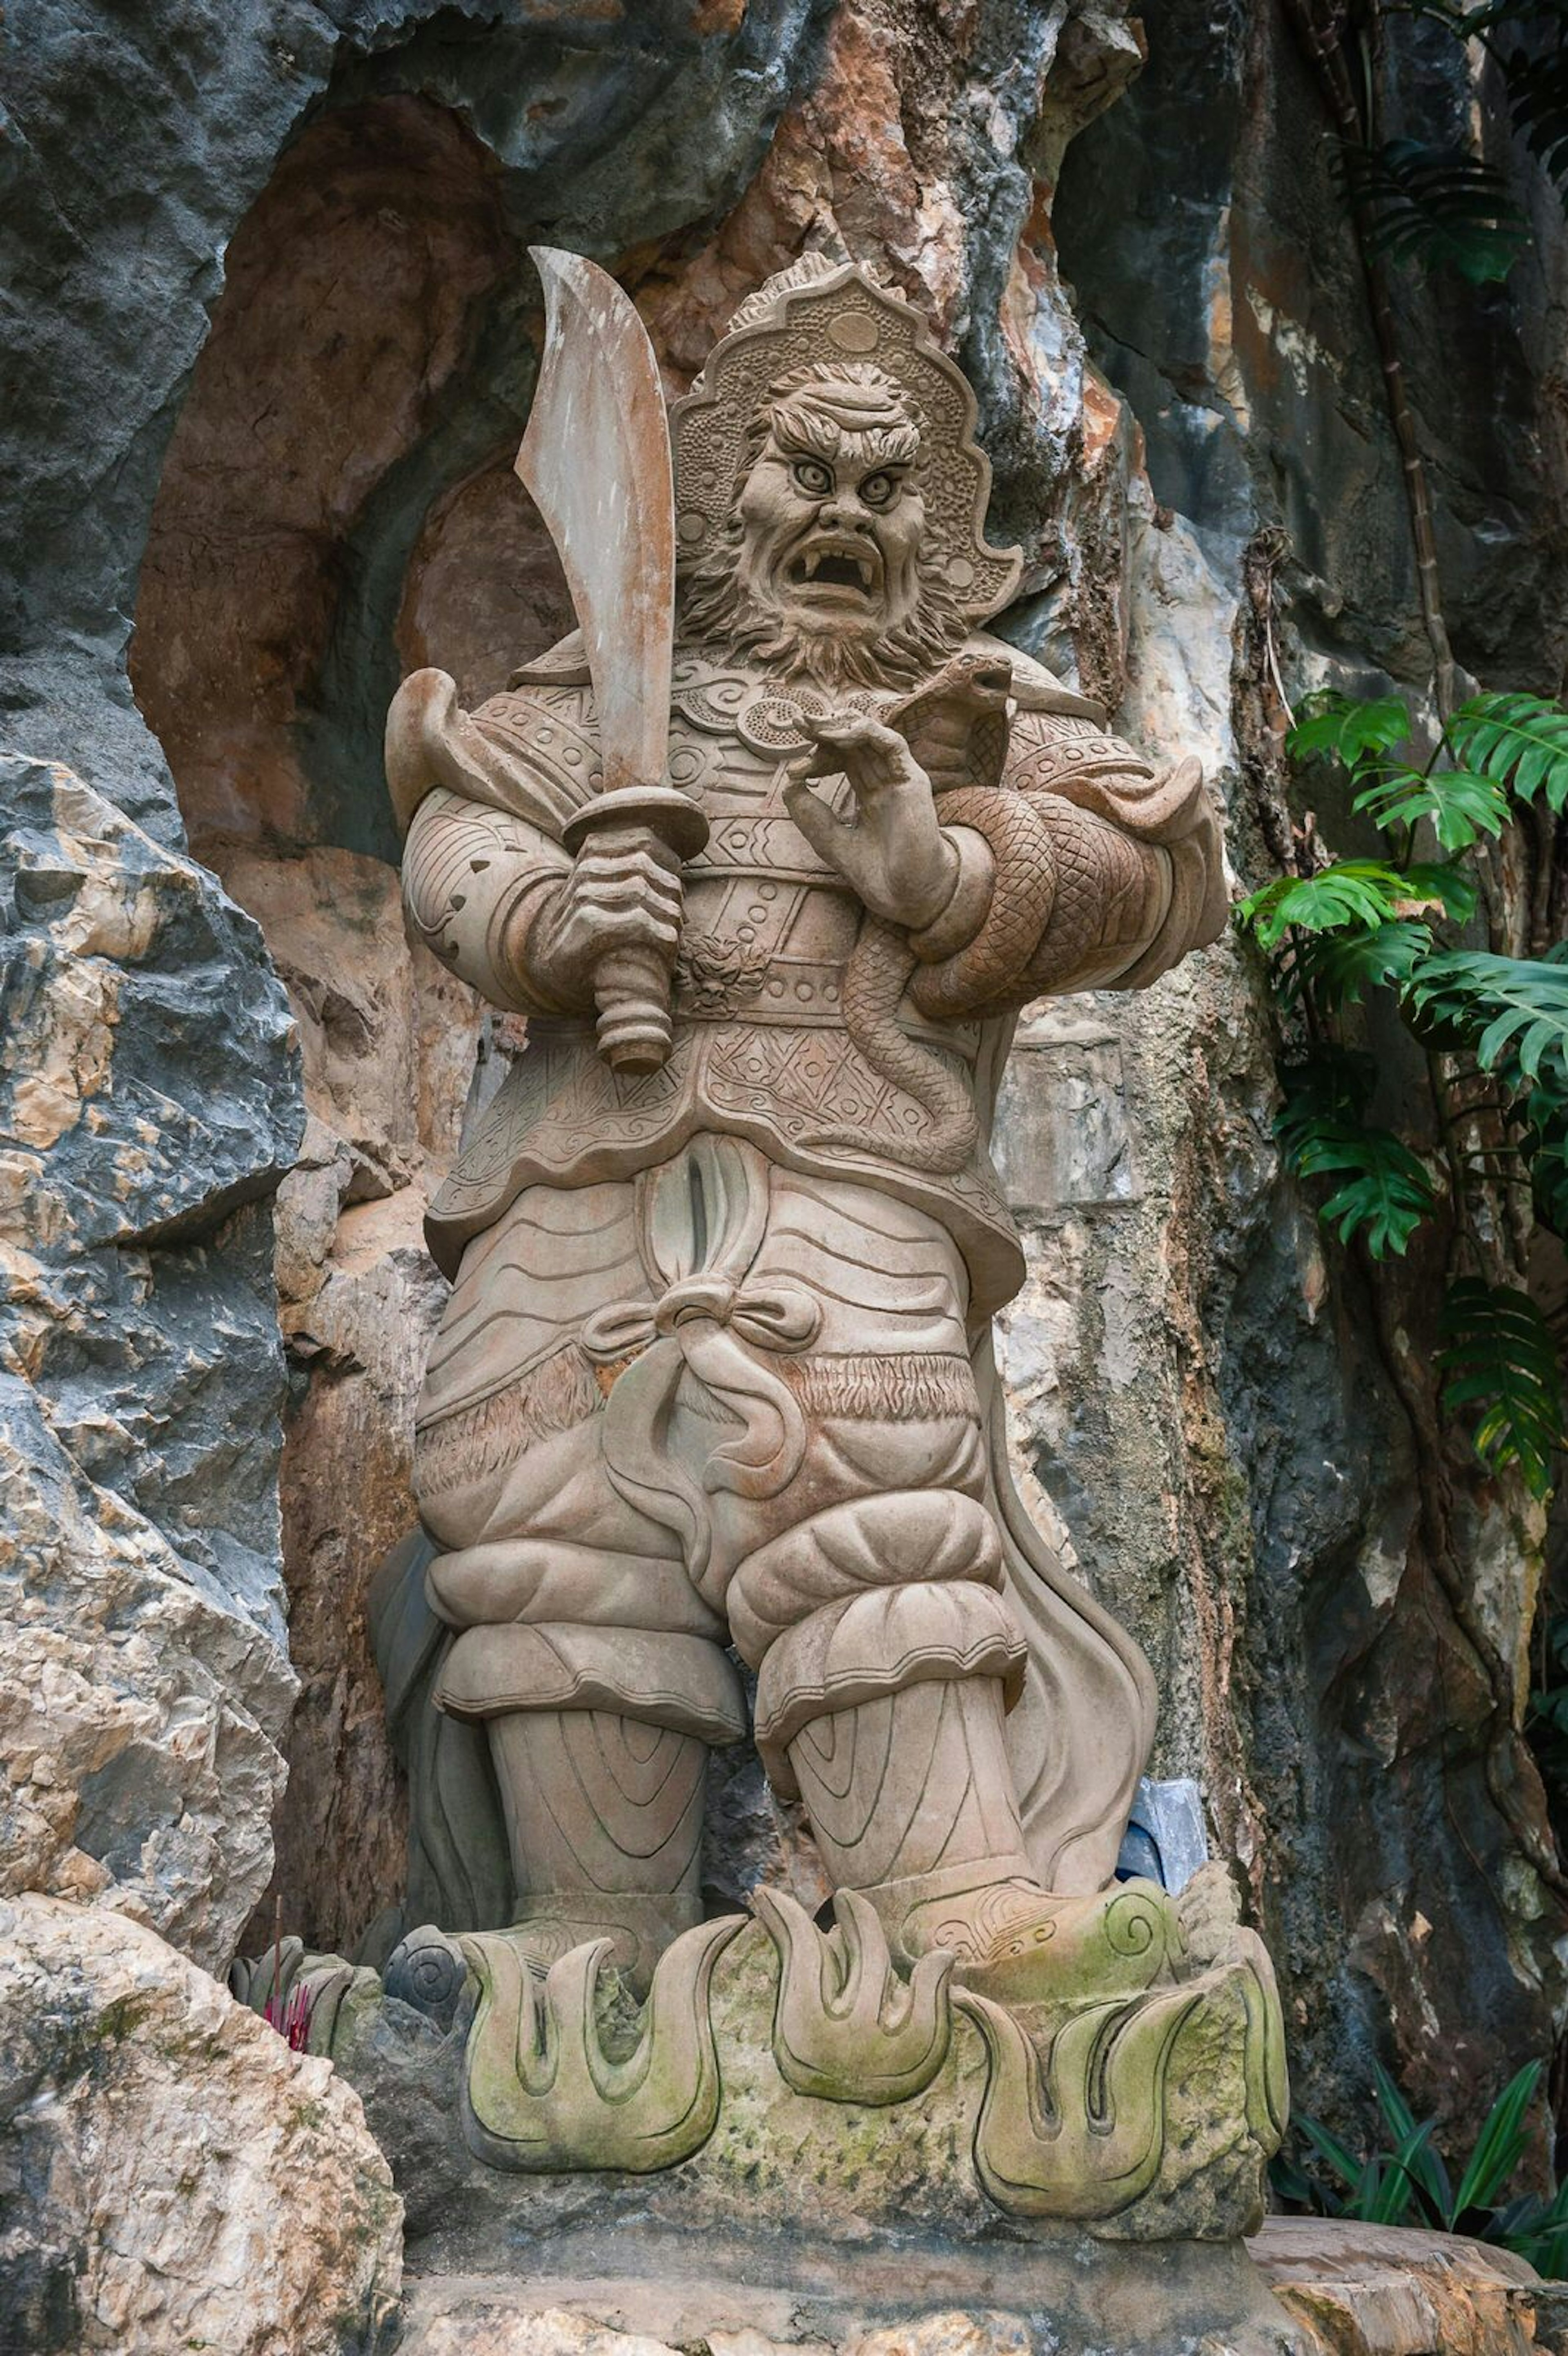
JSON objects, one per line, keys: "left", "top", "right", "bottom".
{"left": 582, "top": 1276, "right": 821, "bottom": 1362}
{"left": 575, "top": 1141, "right": 823, "bottom": 1578}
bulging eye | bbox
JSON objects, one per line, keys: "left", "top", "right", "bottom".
{"left": 859, "top": 471, "right": 896, "bottom": 508}
{"left": 791, "top": 458, "right": 833, "bottom": 497}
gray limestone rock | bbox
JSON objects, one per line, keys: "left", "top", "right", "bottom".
{"left": 0, "top": 1892, "right": 402, "bottom": 2356}
{"left": 0, "top": 755, "right": 300, "bottom": 1965}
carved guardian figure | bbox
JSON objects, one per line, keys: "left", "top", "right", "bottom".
{"left": 384, "top": 254, "right": 1228, "bottom": 2019}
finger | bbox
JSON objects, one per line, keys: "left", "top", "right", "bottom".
{"left": 783, "top": 775, "right": 853, "bottom": 856}
{"left": 577, "top": 874, "right": 683, "bottom": 916}
{"left": 592, "top": 911, "right": 681, "bottom": 948}
{"left": 785, "top": 745, "right": 845, "bottom": 785}
{"left": 825, "top": 713, "right": 906, "bottom": 752}
{"left": 804, "top": 712, "right": 889, "bottom": 753}
{"left": 577, "top": 848, "right": 684, "bottom": 890}
{"left": 581, "top": 885, "right": 682, "bottom": 919}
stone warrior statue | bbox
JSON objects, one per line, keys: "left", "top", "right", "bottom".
{"left": 383, "top": 252, "right": 1227, "bottom": 2008}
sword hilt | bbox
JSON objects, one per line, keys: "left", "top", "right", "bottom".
{"left": 560, "top": 786, "right": 710, "bottom": 1077}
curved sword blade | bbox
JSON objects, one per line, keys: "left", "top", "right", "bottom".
{"left": 516, "top": 247, "right": 675, "bottom": 795}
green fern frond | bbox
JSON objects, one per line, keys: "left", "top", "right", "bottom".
{"left": 1286, "top": 691, "right": 1413, "bottom": 769}
{"left": 1405, "top": 952, "right": 1568, "bottom": 1083}
{"left": 1446, "top": 691, "right": 1568, "bottom": 813}
{"left": 1343, "top": 139, "right": 1529, "bottom": 281}
{"left": 1437, "top": 1280, "right": 1565, "bottom": 1497}
{"left": 1352, "top": 764, "right": 1511, "bottom": 849}
{"left": 1236, "top": 861, "right": 1410, "bottom": 952}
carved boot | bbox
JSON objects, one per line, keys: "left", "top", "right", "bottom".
{"left": 753, "top": 1581, "right": 1182, "bottom": 2002}
{"left": 434, "top": 1619, "right": 747, "bottom": 1988}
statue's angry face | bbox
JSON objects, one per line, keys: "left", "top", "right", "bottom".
{"left": 677, "top": 360, "right": 969, "bottom": 690}
{"left": 734, "top": 398, "right": 927, "bottom": 650}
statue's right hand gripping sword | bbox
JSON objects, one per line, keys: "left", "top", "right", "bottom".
{"left": 515, "top": 246, "right": 706, "bottom": 1078}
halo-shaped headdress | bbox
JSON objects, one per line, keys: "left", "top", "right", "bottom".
{"left": 669, "top": 256, "right": 1022, "bottom": 624}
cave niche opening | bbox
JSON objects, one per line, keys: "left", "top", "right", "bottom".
{"left": 131, "top": 89, "right": 571, "bottom": 875}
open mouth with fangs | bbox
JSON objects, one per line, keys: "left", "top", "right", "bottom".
{"left": 785, "top": 541, "right": 882, "bottom": 599}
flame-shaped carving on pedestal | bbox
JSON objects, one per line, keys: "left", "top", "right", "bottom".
{"left": 1231, "top": 1929, "right": 1291, "bottom": 2150}
{"left": 458, "top": 1915, "right": 744, "bottom": 2172}
{"left": 754, "top": 1884, "right": 954, "bottom": 2104}
{"left": 953, "top": 1979, "right": 1203, "bottom": 2219}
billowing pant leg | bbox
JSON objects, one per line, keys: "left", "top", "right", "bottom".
{"left": 703, "top": 1169, "right": 1038, "bottom": 1936}
{"left": 410, "top": 1179, "right": 744, "bottom": 1977}
{"left": 409, "top": 1151, "right": 1040, "bottom": 1970}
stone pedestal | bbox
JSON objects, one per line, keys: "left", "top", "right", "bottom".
{"left": 238, "top": 1868, "right": 1290, "bottom": 2356}
{"left": 393, "top": 2224, "right": 1560, "bottom": 2356}
{"left": 400, "top": 2236, "right": 1304, "bottom": 2356}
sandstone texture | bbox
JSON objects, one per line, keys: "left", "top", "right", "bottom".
{"left": 1254, "top": 2218, "right": 1558, "bottom": 2356}
{"left": 396, "top": 2294, "right": 1301, "bottom": 2356}
{"left": 0, "top": 1892, "right": 402, "bottom": 2356}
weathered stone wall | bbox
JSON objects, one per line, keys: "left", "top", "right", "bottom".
{"left": 2, "top": 3, "right": 1564, "bottom": 2256}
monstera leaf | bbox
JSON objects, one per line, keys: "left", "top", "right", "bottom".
{"left": 1446, "top": 692, "right": 1568, "bottom": 814}
{"left": 1343, "top": 138, "right": 1528, "bottom": 280}
{"left": 1287, "top": 1121, "right": 1437, "bottom": 1257}
{"left": 1236, "top": 861, "right": 1412, "bottom": 951}
{"left": 1405, "top": 952, "right": 1568, "bottom": 1085}
{"left": 1285, "top": 691, "right": 1412, "bottom": 767}
{"left": 1294, "top": 917, "right": 1435, "bottom": 1009}
{"left": 1352, "top": 764, "right": 1512, "bottom": 850}
{"left": 1437, "top": 1279, "right": 1565, "bottom": 1497}
{"left": 1274, "top": 1059, "right": 1436, "bottom": 1257}
{"left": 1503, "top": 28, "right": 1568, "bottom": 198}
{"left": 1526, "top": 1085, "right": 1568, "bottom": 1238}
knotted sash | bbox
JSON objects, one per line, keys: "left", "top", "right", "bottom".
{"left": 579, "top": 1138, "right": 821, "bottom": 1578}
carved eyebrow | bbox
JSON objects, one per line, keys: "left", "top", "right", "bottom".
{"left": 855, "top": 429, "right": 919, "bottom": 468}
{"left": 771, "top": 407, "right": 921, "bottom": 470}
{"left": 771, "top": 406, "right": 843, "bottom": 461}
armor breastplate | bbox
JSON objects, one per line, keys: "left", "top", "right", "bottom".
{"left": 517, "top": 654, "right": 968, "bottom": 1042}
{"left": 668, "top": 657, "right": 860, "bottom": 1032}
{"left": 662, "top": 656, "right": 976, "bottom": 1050}
{"left": 425, "top": 658, "right": 1014, "bottom": 1312}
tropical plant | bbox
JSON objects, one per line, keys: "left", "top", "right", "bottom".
{"left": 1266, "top": 0, "right": 1568, "bottom": 1984}
{"left": 1340, "top": 136, "right": 1529, "bottom": 281}
{"left": 1273, "top": 2061, "right": 1568, "bottom": 2278}
{"left": 1234, "top": 686, "right": 1568, "bottom": 1498}
{"left": 1406, "top": 2, "right": 1568, "bottom": 203}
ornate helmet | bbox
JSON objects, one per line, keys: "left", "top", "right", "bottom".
{"left": 669, "top": 254, "right": 1022, "bottom": 625}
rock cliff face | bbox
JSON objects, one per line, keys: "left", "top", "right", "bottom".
{"left": 0, "top": 1893, "right": 402, "bottom": 2353}
{"left": 2, "top": 17, "right": 1565, "bottom": 2337}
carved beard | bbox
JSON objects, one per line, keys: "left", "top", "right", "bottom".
{"left": 677, "top": 517, "right": 973, "bottom": 691}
